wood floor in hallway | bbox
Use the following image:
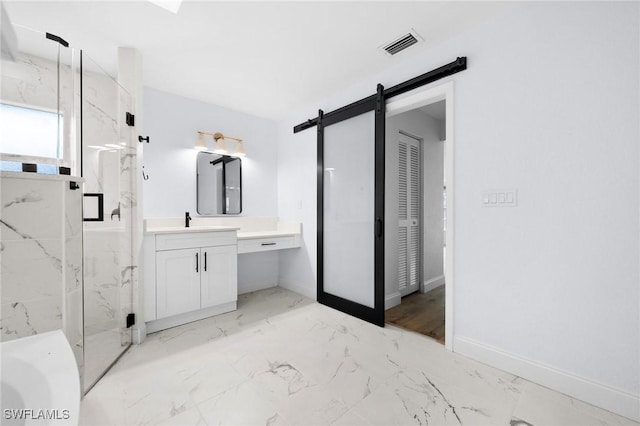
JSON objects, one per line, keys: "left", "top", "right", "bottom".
{"left": 385, "top": 285, "right": 445, "bottom": 344}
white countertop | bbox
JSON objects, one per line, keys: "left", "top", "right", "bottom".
{"left": 144, "top": 217, "right": 302, "bottom": 240}
{"left": 237, "top": 230, "right": 299, "bottom": 240}
{"left": 145, "top": 227, "right": 298, "bottom": 240}
{"left": 145, "top": 225, "right": 239, "bottom": 235}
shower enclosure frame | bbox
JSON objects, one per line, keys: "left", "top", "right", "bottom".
{"left": 79, "top": 49, "right": 135, "bottom": 393}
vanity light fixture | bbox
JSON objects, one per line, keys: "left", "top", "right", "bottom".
{"left": 213, "top": 132, "right": 244, "bottom": 156}
{"left": 212, "top": 133, "right": 228, "bottom": 155}
{"left": 195, "top": 132, "right": 208, "bottom": 151}
{"left": 196, "top": 131, "right": 244, "bottom": 156}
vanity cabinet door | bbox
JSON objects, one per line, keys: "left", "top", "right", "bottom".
{"left": 200, "top": 245, "right": 238, "bottom": 309}
{"left": 156, "top": 248, "right": 201, "bottom": 319}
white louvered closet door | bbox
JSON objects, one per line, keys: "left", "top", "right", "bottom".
{"left": 398, "top": 132, "right": 421, "bottom": 297}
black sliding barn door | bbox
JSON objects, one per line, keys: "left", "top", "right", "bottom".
{"left": 301, "top": 57, "right": 468, "bottom": 328}
{"left": 317, "top": 84, "right": 385, "bottom": 326}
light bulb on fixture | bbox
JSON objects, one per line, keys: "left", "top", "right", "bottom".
{"left": 198, "top": 131, "right": 244, "bottom": 155}
{"left": 233, "top": 140, "right": 246, "bottom": 157}
{"left": 195, "top": 132, "right": 208, "bottom": 151}
{"left": 213, "top": 132, "right": 228, "bottom": 154}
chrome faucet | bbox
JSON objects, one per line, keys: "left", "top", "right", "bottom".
{"left": 185, "top": 211, "right": 192, "bottom": 228}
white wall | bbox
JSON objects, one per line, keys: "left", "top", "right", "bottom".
{"left": 276, "top": 117, "right": 318, "bottom": 299}
{"left": 277, "top": 2, "right": 639, "bottom": 419}
{"left": 143, "top": 87, "right": 281, "bottom": 294}
{"left": 421, "top": 119, "right": 445, "bottom": 291}
{"left": 143, "top": 87, "right": 278, "bottom": 218}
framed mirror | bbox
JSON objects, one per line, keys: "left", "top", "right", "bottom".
{"left": 197, "top": 152, "right": 242, "bottom": 215}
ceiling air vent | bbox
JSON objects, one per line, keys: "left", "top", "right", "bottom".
{"left": 379, "top": 29, "right": 423, "bottom": 56}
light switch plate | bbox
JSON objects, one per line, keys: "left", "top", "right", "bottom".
{"left": 482, "top": 189, "right": 517, "bottom": 207}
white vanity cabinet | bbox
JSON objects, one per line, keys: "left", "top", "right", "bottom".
{"left": 156, "top": 248, "right": 201, "bottom": 318}
{"left": 237, "top": 234, "right": 299, "bottom": 254}
{"left": 145, "top": 229, "right": 238, "bottom": 333}
{"left": 143, "top": 218, "right": 303, "bottom": 335}
{"left": 200, "top": 245, "right": 237, "bottom": 309}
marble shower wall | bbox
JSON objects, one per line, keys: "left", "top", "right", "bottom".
{"left": 0, "top": 173, "right": 83, "bottom": 367}
{"left": 0, "top": 32, "right": 83, "bottom": 370}
{"left": 83, "top": 230, "right": 122, "bottom": 334}
{"left": 64, "top": 181, "right": 84, "bottom": 374}
{"left": 0, "top": 29, "right": 139, "bottom": 386}
{"left": 81, "top": 53, "right": 134, "bottom": 376}
{"left": 1, "top": 175, "right": 63, "bottom": 338}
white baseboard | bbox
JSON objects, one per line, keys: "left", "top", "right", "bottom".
{"left": 454, "top": 336, "right": 640, "bottom": 422}
{"left": 239, "top": 281, "right": 277, "bottom": 295}
{"left": 146, "top": 302, "right": 237, "bottom": 334}
{"left": 385, "top": 292, "right": 401, "bottom": 310}
{"left": 131, "top": 323, "right": 146, "bottom": 345}
{"left": 277, "top": 281, "right": 316, "bottom": 300}
{"left": 422, "top": 275, "right": 445, "bottom": 294}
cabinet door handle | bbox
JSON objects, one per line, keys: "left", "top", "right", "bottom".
{"left": 261, "top": 242, "right": 277, "bottom": 246}
{"left": 204, "top": 251, "right": 207, "bottom": 272}
{"left": 196, "top": 252, "right": 199, "bottom": 272}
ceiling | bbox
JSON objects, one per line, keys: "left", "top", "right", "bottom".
{"left": 4, "top": 1, "right": 518, "bottom": 120}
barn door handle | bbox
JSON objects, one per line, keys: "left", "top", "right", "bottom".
{"left": 376, "top": 217, "right": 383, "bottom": 239}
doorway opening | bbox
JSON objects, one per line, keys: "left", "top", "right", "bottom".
{"left": 383, "top": 83, "right": 454, "bottom": 349}
{"left": 294, "top": 58, "right": 464, "bottom": 333}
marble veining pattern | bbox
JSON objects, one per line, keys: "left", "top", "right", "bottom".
{"left": 80, "top": 288, "right": 638, "bottom": 426}
{"left": 1, "top": 43, "right": 139, "bottom": 388}
{"left": 64, "top": 184, "right": 84, "bottom": 375}
{"left": 0, "top": 175, "right": 83, "bottom": 352}
{"left": 81, "top": 60, "right": 136, "bottom": 389}
{"left": 1, "top": 46, "right": 78, "bottom": 346}
{"left": 1, "top": 178, "right": 65, "bottom": 340}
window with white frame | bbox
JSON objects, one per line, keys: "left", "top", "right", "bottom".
{"left": 0, "top": 102, "right": 63, "bottom": 163}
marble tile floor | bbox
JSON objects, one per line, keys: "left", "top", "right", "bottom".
{"left": 80, "top": 287, "right": 638, "bottom": 426}
{"left": 84, "top": 328, "right": 131, "bottom": 391}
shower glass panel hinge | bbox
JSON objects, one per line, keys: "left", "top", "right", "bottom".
{"left": 126, "top": 313, "right": 135, "bottom": 328}
{"left": 126, "top": 112, "right": 135, "bottom": 127}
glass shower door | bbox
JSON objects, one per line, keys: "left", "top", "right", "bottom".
{"left": 81, "top": 52, "right": 134, "bottom": 390}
